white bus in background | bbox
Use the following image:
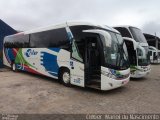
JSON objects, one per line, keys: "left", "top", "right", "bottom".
{"left": 114, "top": 26, "right": 151, "bottom": 78}
{"left": 149, "top": 46, "right": 160, "bottom": 63}
{"left": 3, "top": 22, "right": 130, "bottom": 91}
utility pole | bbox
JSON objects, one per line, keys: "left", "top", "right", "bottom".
{"left": 155, "top": 32, "right": 158, "bottom": 49}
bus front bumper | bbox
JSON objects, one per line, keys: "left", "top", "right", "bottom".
{"left": 152, "top": 60, "right": 160, "bottom": 64}
{"left": 131, "top": 69, "right": 151, "bottom": 78}
{"left": 101, "top": 76, "right": 130, "bottom": 91}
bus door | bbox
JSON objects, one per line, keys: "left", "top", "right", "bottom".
{"left": 84, "top": 37, "right": 101, "bottom": 88}
{"left": 70, "top": 40, "right": 85, "bottom": 87}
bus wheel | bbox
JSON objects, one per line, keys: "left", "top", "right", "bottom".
{"left": 60, "top": 69, "right": 71, "bottom": 87}
{"left": 12, "top": 63, "right": 17, "bottom": 72}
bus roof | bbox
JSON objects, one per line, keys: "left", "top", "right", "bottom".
{"left": 5, "top": 22, "right": 120, "bottom": 39}
{"left": 23, "top": 21, "right": 120, "bottom": 34}
{"left": 105, "top": 26, "right": 120, "bottom": 34}
{"left": 113, "top": 25, "right": 141, "bottom": 30}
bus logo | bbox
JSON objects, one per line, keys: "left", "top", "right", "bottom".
{"left": 25, "top": 49, "right": 38, "bottom": 57}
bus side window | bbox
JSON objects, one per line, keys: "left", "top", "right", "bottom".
{"left": 30, "top": 28, "right": 70, "bottom": 49}
{"left": 59, "top": 41, "right": 71, "bottom": 51}
{"left": 69, "top": 25, "right": 95, "bottom": 62}
{"left": 71, "top": 40, "right": 83, "bottom": 62}
{"left": 4, "top": 34, "right": 29, "bottom": 48}
{"left": 114, "top": 27, "right": 132, "bottom": 38}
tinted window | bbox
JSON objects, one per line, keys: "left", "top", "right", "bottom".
{"left": 70, "top": 25, "right": 96, "bottom": 59}
{"left": 70, "top": 25, "right": 95, "bottom": 41}
{"left": 4, "top": 34, "right": 29, "bottom": 48}
{"left": 129, "top": 27, "right": 147, "bottom": 43}
{"left": 30, "top": 28, "right": 70, "bottom": 49}
{"left": 114, "top": 27, "right": 132, "bottom": 38}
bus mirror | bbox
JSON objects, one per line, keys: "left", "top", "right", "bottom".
{"left": 123, "top": 37, "right": 138, "bottom": 50}
{"left": 133, "top": 42, "right": 139, "bottom": 50}
{"left": 137, "top": 45, "right": 146, "bottom": 59}
{"left": 103, "top": 32, "right": 112, "bottom": 47}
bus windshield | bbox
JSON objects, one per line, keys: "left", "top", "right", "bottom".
{"left": 137, "top": 46, "right": 150, "bottom": 66}
{"left": 129, "top": 27, "right": 147, "bottom": 43}
{"left": 102, "top": 32, "right": 129, "bottom": 70}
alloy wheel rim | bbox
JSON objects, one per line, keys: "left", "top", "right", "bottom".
{"left": 63, "top": 72, "right": 70, "bottom": 84}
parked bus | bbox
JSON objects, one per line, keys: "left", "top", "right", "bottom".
{"left": 3, "top": 22, "right": 130, "bottom": 90}
{"left": 114, "top": 26, "right": 151, "bottom": 78}
{"left": 149, "top": 46, "right": 160, "bottom": 63}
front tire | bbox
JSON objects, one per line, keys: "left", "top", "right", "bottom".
{"left": 59, "top": 69, "right": 71, "bottom": 87}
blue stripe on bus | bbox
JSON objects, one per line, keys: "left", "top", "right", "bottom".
{"left": 48, "top": 48, "right": 60, "bottom": 53}
{"left": 40, "top": 51, "right": 59, "bottom": 77}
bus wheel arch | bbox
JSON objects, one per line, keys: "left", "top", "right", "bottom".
{"left": 58, "top": 67, "right": 71, "bottom": 87}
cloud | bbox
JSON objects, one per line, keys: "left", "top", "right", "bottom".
{"left": 142, "top": 21, "right": 160, "bottom": 37}
{"left": 0, "top": 0, "right": 160, "bottom": 34}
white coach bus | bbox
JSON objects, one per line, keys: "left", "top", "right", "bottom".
{"left": 114, "top": 26, "right": 151, "bottom": 78}
{"left": 149, "top": 46, "right": 160, "bottom": 63}
{"left": 3, "top": 22, "right": 130, "bottom": 90}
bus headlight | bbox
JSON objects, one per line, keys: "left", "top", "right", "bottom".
{"left": 101, "top": 70, "right": 116, "bottom": 79}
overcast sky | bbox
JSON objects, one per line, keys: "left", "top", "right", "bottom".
{"left": 1, "top": 0, "right": 160, "bottom": 36}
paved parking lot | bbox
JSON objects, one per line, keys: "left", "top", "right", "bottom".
{"left": 0, "top": 65, "right": 160, "bottom": 114}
